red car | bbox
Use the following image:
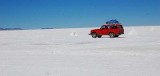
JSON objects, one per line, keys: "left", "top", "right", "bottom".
{"left": 89, "top": 24, "right": 124, "bottom": 38}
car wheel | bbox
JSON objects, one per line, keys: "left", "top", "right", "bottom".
{"left": 98, "top": 35, "right": 102, "bottom": 38}
{"left": 91, "top": 33, "right": 97, "bottom": 38}
{"left": 109, "top": 33, "right": 115, "bottom": 38}
{"left": 115, "top": 35, "right": 119, "bottom": 37}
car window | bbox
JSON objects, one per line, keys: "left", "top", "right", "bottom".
{"left": 111, "top": 25, "right": 117, "bottom": 29}
{"left": 114, "top": 26, "right": 117, "bottom": 29}
{"left": 101, "top": 25, "right": 106, "bottom": 29}
{"left": 107, "top": 25, "right": 110, "bottom": 29}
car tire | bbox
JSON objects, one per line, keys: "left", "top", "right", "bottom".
{"left": 109, "top": 33, "right": 115, "bottom": 38}
{"left": 91, "top": 33, "right": 97, "bottom": 38}
{"left": 115, "top": 35, "right": 119, "bottom": 37}
{"left": 98, "top": 35, "right": 102, "bottom": 38}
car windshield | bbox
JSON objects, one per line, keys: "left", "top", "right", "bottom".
{"left": 100, "top": 25, "right": 106, "bottom": 29}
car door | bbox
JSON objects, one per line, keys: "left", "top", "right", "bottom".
{"left": 99, "top": 25, "right": 106, "bottom": 35}
{"left": 102, "top": 25, "right": 110, "bottom": 35}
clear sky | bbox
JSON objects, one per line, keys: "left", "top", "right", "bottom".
{"left": 0, "top": 0, "right": 160, "bottom": 29}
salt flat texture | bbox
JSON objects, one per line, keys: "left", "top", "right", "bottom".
{"left": 0, "top": 26, "right": 160, "bottom": 76}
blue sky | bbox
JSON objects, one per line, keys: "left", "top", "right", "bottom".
{"left": 0, "top": 0, "right": 160, "bottom": 29}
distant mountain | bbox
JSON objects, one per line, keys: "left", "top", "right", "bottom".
{"left": 41, "top": 28, "right": 54, "bottom": 29}
{"left": 0, "top": 28, "right": 4, "bottom": 30}
{"left": 0, "top": 27, "right": 23, "bottom": 30}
